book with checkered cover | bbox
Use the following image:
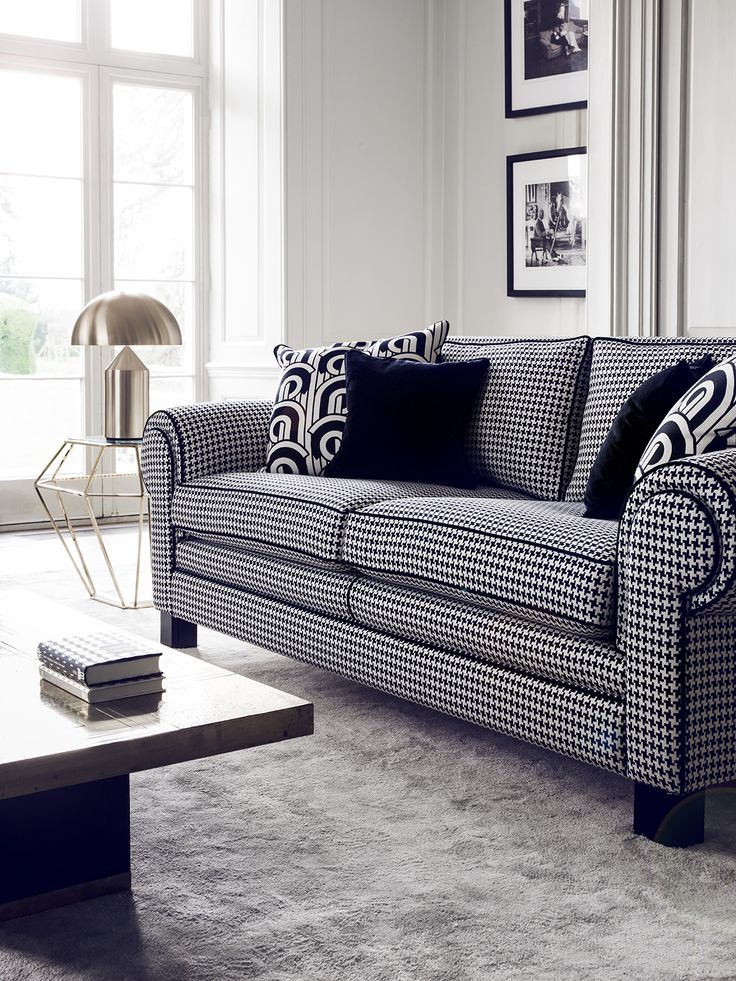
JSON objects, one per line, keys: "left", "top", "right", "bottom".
{"left": 37, "top": 632, "right": 162, "bottom": 685}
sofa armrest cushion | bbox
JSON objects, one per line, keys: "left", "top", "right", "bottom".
{"left": 620, "top": 450, "right": 736, "bottom": 614}
{"left": 142, "top": 399, "right": 272, "bottom": 490}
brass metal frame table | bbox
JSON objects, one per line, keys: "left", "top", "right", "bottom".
{"left": 34, "top": 436, "right": 151, "bottom": 610}
{"left": 0, "top": 591, "right": 314, "bottom": 921}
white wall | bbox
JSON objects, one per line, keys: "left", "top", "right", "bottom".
{"left": 283, "top": 0, "right": 588, "bottom": 347}
{"left": 438, "top": 0, "right": 587, "bottom": 337}
{"left": 210, "top": 0, "right": 593, "bottom": 404}
{"left": 284, "top": 0, "right": 433, "bottom": 348}
{"left": 682, "top": 0, "right": 736, "bottom": 333}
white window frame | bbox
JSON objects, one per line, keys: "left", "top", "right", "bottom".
{"left": 0, "top": 0, "right": 208, "bottom": 76}
{"left": 0, "top": 1, "right": 208, "bottom": 526}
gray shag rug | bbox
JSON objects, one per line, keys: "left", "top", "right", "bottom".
{"left": 2, "top": 552, "right": 736, "bottom": 980}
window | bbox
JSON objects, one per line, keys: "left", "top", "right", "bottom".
{"left": 0, "top": 68, "right": 85, "bottom": 479}
{"left": 0, "top": 0, "right": 205, "bottom": 522}
{"left": 0, "top": 0, "right": 81, "bottom": 44}
{"left": 110, "top": 0, "right": 194, "bottom": 58}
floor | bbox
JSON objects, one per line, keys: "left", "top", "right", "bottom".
{"left": 2, "top": 527, "right": 736, "bottom": 981}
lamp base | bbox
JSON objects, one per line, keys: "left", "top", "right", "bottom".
{"left": 104, "top": 346, "right": 149, "bottom": 440}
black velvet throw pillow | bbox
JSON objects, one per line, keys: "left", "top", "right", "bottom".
{"left": 323, "top": 351, "right": 489, "bottom": 488}
{"left": 584, "top": 355, "right": 713, "bottom": 520}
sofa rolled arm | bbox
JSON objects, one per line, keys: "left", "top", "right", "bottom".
{"left": 142, "top": 399, "right": 272, "bottom": 488}
{"left": 618, "top": 449, "right": 736, "bottom": 793}
{"left": 141, "top": 399, "right": 271, "bottom": 612}
{"left": 620, "top": 450, "right": 736, "bottom": 614}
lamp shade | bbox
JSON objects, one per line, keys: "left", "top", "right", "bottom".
{"left": 71, "top": 290, "right": 182, "bottom": 346}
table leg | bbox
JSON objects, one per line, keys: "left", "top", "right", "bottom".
{"left": 0, "top": 775, "right": 131, "bottom": 921}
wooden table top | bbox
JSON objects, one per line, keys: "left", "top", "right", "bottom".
{"left": 0, "top": 592, "right": 313, "bottom": 800}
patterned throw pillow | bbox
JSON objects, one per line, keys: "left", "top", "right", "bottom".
{"left": 265, "top": 321, "right": 450, "bottom": 475}
{"left": 584, "top": 357, "right": 712, "bottom": 519}
{"left": 565, "top": 338, "right": 736, "bottom": 501}
{"left": 636, "top": 355, "right": 736, "bottom": 480}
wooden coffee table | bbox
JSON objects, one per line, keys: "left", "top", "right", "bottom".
{"left": 0, "top": 591, "right": 313, "bottom": 921}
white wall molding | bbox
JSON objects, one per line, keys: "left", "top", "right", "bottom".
{"left": 587, "top": 0, "right": 661, "bottom": 338}
{"left": 205, "top": 361, "right": 279, "bottom": 400}
{"left": 658, "top": 0, "right": 689, "bottom": 337}
{"left": 676, "top": 0, "right": 736, "bottom": 335}
{"left": 283, "top": 0, "right": 324, "bottom": 350}
{"left": 208, "top": 0, "right": 284, "bottom": 400}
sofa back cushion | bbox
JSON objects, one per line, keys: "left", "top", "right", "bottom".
{"left": 440, "top": 336, "right": 592, "bottom": 499}
{"left": 566, "top": 337, "right": 736, "bottom": 501}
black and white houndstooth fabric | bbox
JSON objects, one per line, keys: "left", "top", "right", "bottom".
{"left": 567, "top": 337, "right": 736, "bottom": 501}
{"left": 142, "top": 401, "right": 273, "bottom": 610}
{"left": 176, "top": 539, "right": 358, "bottom": 619}
{"left": 140, "top": 427, "right": 177, "bottom": 612}
{"left": 350, "top": 579, "right": 625, "bottom": 697}
{"left": 173, "top": 535, "right": 624, "bottom": 698}
{"left": 145, "top": 401, "right": 272, "bottom": 484}
{"left": 171, "top": 572, "right": 627, "bottom": 775}
{"left": 343, "top": 497, "right": 619, "bottom": 636}
{"left": 171, "top": 473, "right": 531, "bottom": 565}
{"left": 266, "top": 321, "right": 449, "bottom": 476}
{"left": 619, "top": 449, "right": 736, "bottom": 793}
{"left": 440, "top": 336, "right": 591, "bottom": 499}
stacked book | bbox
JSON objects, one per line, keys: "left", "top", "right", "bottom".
{"left": 37, "top": 632, "right": 164, "bottom": 703}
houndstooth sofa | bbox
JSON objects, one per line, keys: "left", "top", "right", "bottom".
{"left": 141, "top": 335, "right": 736, "bottom": 846}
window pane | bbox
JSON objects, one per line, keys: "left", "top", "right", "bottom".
{"left": 0, "top": 378, "right": 83, "bottom": 478}
{"left": 114, "top": 84, "right": 193, "bottom": 185}
{"left": 114, "top": 184, "right": 193, "bottom": 280}
{"left": 0, "top": 64, "right": 85, "bottom": 487}
{"left": 110, "top": 0, "right": 194, "bottom": 58}
{"left": 0, "top": 71, "right": 82, "bottom": 179}
{"left": 116, "top": 280, "right": 193, "bottom": 370}
{"left": 150, "top": 376, "right": 194, "bottom": 415}
{"left": 0, "top": 176, "right": 83, "bottom": 278}
{"left": 0, "top": 0, "right": 80, "bottom": 43}
{"left": 0, "top": 278, "right": 83, "bottom": 377}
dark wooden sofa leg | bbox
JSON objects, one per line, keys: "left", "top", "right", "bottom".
{"left": 160, "top": 613, "right": 198, "bottom": 649}
{"left": 633, "top": 781, "right": 705, "bottom": 847}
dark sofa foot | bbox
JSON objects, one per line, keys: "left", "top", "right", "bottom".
{"left": 160, "top": 613, "right": 198, "bottom": 649}
{"left": 633, "top": 781, "right": 705, "bottom": 847}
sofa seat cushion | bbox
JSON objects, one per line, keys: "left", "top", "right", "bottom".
{"left": 175, "top": 539, "right": 359, "bottom": 619}
{"left": 350, "top": 579, "right": 625, "bottom": 697}
{"left": 342, "top": 497, "right": 619, "bottom": 636}
{"left": 171, "top": 472, "right": 531, "bottom": 565}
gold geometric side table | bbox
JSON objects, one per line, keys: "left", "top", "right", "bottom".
{"left": 34, "top": 436, "right": 152, "bottom": 610}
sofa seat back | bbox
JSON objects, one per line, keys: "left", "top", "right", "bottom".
{"left": 566, "top": 336, "right": 736, "bottom": 501}
{"left": 440, "top": 336, "right": 591, "bottom": 500}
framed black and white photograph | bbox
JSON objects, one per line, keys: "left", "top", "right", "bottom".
{"left": 507, "top": 146, "right": 587, "bottom": 297}
{"left": 505, "top": 0, "right": 589, "bottom": 118}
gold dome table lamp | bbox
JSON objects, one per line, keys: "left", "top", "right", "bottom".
{"left": 72, "top": 291, "right": 182, "bottom": 440}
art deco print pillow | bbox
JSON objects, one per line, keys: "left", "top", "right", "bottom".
{"left": 265, "top": 321, "right": 450, "bottom": 475}
{"left": 636, "top": 355, "right": 736, "bottom": 480}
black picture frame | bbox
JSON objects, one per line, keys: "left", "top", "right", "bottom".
{"left": 506, "top": 146, "right": 587, "bottom": 298}
{"left": 505, "top": 0, "right": 589, "bottom": 119}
